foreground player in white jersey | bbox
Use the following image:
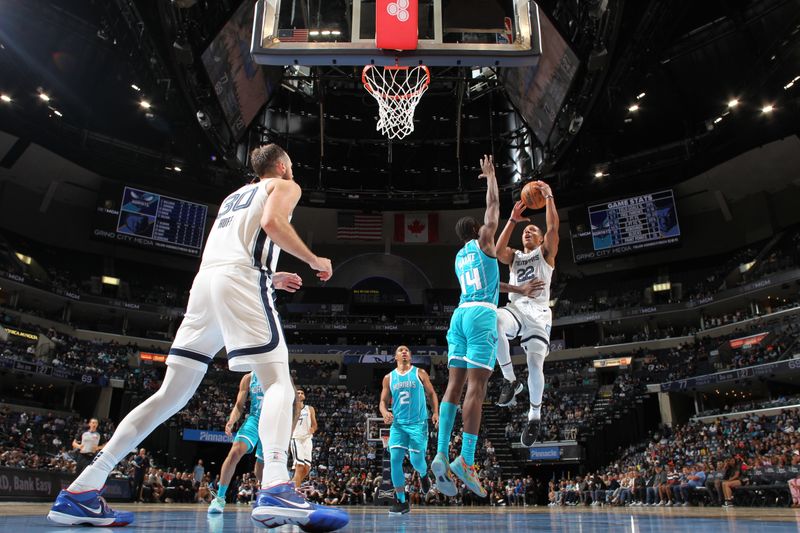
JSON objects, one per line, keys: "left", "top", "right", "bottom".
{"left": 494, "top": 183, "right": 559, "bottom": 447}
{"left": 291, "top": 388, "right": 317, "bottom": 487}
{"left": 47, "top": 144, "right": 349, "bottom": 531}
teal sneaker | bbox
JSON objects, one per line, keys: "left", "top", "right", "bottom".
{"left": 450, "top": 455, "right": 486, "bottom": 498}
{"left": 431, "top": 452, "right": 457, "bottom": 497}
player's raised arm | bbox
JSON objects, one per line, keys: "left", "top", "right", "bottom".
{"left": 379, "top": 374, "right": 394, "bottom": 425}
{"left": 418, "top": 369, "right": 439, "bottom": 427}
{"left": 477, "top": 154, "right": 500, "bottom": 257}
{"left": 496, "top": 201, "right": 529, "bottom": 265}
{"left": 225, "top": 373, "right": 251, "bottom": 436}
{"left": 262, "top": 179, "right": 332, "bottom": 281}
{"left": 536, "top": 181, "right": 559, "bottom": 266}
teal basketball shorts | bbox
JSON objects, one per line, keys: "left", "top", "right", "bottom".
{"left": 234, "top": 415, "right": 263, "bottom": 462}
{"left": 446, "top": 302, "right": 498, "bottom": 371}
{"left": 388, "top": 420, "right": 429, "bottom": 455}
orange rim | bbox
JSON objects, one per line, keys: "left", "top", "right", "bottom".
{"left": 362, "top": 65, "right": 430, "bottom": 100}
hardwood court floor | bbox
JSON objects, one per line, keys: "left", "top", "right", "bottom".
{"left": 2, "top": 502, "right": 800, "bottom": 531}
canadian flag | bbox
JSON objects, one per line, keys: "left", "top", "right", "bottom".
{"left": 393, "top": 213, "right": 438, "bottom": 243}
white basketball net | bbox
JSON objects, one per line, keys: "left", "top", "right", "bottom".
{"left": 362, "top": 65, "right": 430, "bottom": 140}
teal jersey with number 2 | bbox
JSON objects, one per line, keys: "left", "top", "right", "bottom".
{"left": 390, "top": 366, "right": 428, "bottom": 425}
{"left": 455, "top": 239, "right": 499, "bottom": 306}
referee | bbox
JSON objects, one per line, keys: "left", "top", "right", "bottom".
{"left": 72, "top": 418, "right": 104, "bottom": 474}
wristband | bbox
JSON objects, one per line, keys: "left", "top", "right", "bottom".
{"left": 545, "top": 195, "right": 554, "bottom": 200}
{"left": 508, "top": 219, "right": 517, "bottom": 224}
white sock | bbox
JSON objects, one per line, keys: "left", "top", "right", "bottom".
{"left": 496, "top": 311, "right": 518, "bottom": 382}
{"left": 68, "top": 365, "right": 205, "bottom": 492}
{"left": 251, "top": 360, "right": 294, "bottom": 489}
{"left": 528, "top": 403, "right": 542, "bottom": 421}
{"left": 525, "top": 345, "right": 546, "bottom": 422}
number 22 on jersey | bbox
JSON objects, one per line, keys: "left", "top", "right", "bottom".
{"left": 459, "top": 268, "right": 483, "bottom": 294}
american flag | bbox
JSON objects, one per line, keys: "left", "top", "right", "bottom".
{"left": 337, "top": 213, "right": 383, "bottom": 241}
{"left": 277, "top": 28, "right": 309, "bottom": 42}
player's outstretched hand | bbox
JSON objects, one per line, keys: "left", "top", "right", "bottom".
{"left": 510, "top": 200, "right": 530, "bottom": 224}
{"left": 533, "top": 180, "right": 553, "bottom": 198}
{"left": 309, "top": 256, "right": 333, "bottom": 281}
{"left": 520, "top": 279, "right": 546, "bottom": 298}
{"left": 478, "top": 154, "right": 495, "bottom": 180}
{"left": 273, "top": 272, "right": 302, "bottom": 292}
{"left": 383, "top": 412, "right": 394, "bottom": 425}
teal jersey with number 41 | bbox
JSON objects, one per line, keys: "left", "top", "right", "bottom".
{"left": 455, "top": 239, "right": 499, "bottom": 306}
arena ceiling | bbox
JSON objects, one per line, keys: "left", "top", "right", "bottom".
{"left": 0, "top": 0, "right": 798, "bottom": 210}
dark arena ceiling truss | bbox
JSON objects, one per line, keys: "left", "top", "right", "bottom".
{"left": 0, "top": 0, "right": 798, "bottom": 210}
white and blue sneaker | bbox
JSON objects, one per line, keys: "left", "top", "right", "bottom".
{"left": 250, "top": 482, "right": 349, "bottom": 532}
{"left": 47, "top": 488, "right": 134, "bottom": 527}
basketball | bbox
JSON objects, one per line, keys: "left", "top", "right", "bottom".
{"left": 521, "top": 181, "right": 547, "bottom": 210}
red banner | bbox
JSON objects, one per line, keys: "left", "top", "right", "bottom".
{"left": 376, "top": 0, "right": 418, "bottom": 50}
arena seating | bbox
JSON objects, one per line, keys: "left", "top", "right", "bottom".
{"left": 547, "top": 405, "right": 800, "bottom": 508}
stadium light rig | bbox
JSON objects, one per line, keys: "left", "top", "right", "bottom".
{"left": 727, "top": 99, "right": 739, "bottom": 108}
{"left": 761, "top": 104, "right": 774, "bottom": 114}
{"left": 627, "top": 104, "right": 639, "bottom": 112}
{"left": 139, "top": 100, "right": 152, "bottom": 110}
{"left": 38, "top": 92, "right": 51, "bottom": 102}
{"left": 0, "top": 94, "right": 11, "bottom": 103}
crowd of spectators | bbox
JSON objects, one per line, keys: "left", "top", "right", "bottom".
{"left": 555, "top": 229, "right": 800, "bottom": 318}
{"left": 0, "top": 408, "right": 115, "bottom": 472}
{"left": 0, "top": 331, "right": 138, "bottom": 384}
{"left": 545, "top": 406, "right": 800, "bottom": 507}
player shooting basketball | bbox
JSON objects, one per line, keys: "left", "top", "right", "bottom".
{"left": 493, "top": 182, "right": 559, "bottom": 446}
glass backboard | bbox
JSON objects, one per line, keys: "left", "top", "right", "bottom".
{"left": 251, "top": 0, "right": 541, "bottom": 67}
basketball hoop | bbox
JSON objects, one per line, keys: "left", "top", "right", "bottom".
{"left": 362, "top": 65, "right": 430, "bottom": 140}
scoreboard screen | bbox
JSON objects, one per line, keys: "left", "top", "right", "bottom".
{"left": 94, "top": 186, "right": 209, "bottom": 257}
{"left": 570, "top": 190, "right": 680, "bottom": 263}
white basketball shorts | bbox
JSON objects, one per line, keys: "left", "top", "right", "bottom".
{"left": 291, "top": 437, "right": 313, "bottom": 466}
{"left": 166, "top": 264, "right": 287, "bottom": 372}
{"left": 498, "top": 302, "right": 552, "bottom": 355}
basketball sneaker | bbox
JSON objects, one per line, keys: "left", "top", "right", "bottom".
{"left": 388, "top": 494, "right": 410, "bottom": 515}
{"left": 431, "top": 452, "right": 457, "bottom": 497}
{"left": 251, "top": 481, "right": 349, "bottom": 532}
{"left": 450, "top": 456, "right": 486, "bottom": 498}
{"left": 207, "top": 494, "right": 226, "bottom": 514}
{"left": 521, "top": 418, "right": 542, "bottom": 447}
{"left": 420, "top": 474, "right": 431, "bottom": 495}
{"left": 47, "top": 488, "right": 134, "bottom": 527}
{"left": 497, "top": 379, "right": 524, "bottom": 407}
